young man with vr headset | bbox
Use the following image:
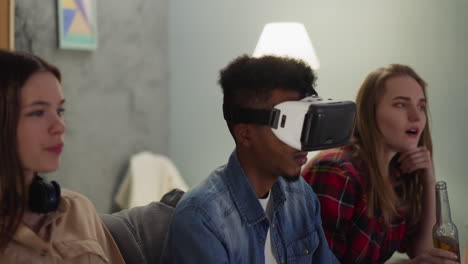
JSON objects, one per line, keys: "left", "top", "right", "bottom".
{"left": 161, "top": 55, "right": 355, "bottom": 263}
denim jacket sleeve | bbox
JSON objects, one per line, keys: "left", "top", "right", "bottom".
{"left": 161, "top": 205, "right": 229, "bottom": 264}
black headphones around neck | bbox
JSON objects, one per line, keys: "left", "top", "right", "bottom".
{"left": 28, "top": 175, "right": 61, "bottom": 213}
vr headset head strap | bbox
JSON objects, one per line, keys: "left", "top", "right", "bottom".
{"left": 223, "top": 106, "right": 280, "bottom": 129}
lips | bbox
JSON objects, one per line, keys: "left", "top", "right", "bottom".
{"left": 294, "top": 151, "right": 308, "bottom": 166}
{"left": 405, "top": 127, "right": 420, "bottom": 137}
{"left": 45, "top": 143, "right": 64, "bottom": 154}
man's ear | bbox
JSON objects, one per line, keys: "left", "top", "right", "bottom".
{"left": 233, "top": 123, "right": 252, "bottom": 147}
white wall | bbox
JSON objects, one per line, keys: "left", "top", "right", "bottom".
{"left": 169, "top": 0, "right": 468, "bottom": 249}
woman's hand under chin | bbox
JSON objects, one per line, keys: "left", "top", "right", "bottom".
{"left": 397, "top": 146, "right": 436, "bottom": 186}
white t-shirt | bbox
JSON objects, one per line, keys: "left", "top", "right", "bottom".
{"left": 259, "top": 192, "right": 277, "bottom": 264}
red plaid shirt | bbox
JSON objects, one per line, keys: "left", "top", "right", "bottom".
{"left": 302, "top": 145, "right": 408, "bottom": 264}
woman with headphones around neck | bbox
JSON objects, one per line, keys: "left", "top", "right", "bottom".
{"left": 0, "top": 50, "right": 125, "bottom": 263}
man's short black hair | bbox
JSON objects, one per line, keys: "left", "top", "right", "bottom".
{"left": 219, "top": 55, "right": 317, "bottom": 110}
{"left": 219, "top": 55, "right": 317, "bottom": 134}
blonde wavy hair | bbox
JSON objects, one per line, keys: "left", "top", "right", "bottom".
{"left": 354, "top": 64, "right": 432, "bottom": 229}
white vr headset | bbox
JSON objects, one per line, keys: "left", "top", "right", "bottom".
{"left": 223, "top": 95, "right": 356, "bottom": 151}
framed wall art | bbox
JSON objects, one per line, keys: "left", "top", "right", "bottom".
{"left": 57, "top": 0, "right": 98, "bottom": 50}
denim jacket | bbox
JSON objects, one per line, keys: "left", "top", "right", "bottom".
{"left": 161, "top": 151, "right": 339, "bottom": 264}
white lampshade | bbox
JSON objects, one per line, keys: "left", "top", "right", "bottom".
{"left": 253, "top": 22, "right": 320, "bottom": 70}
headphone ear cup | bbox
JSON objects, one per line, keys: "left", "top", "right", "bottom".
{"left": 29, "top": 178, "right": 45, "bottom": 212}
{"left": 29, "top": 176, "right": 61, "bottom": 213}
{"left": 49, "top": 181, "right": 61, "bottom": 211}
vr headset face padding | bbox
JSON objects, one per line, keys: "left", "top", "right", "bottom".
{"left": 29, "top": 175, "right": 61, "bottom": 214}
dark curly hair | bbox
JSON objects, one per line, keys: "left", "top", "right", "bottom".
{"left": 218, "top": 55, "right": 317, "bottom": 133}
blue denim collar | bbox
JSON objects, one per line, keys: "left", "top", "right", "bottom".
{"left": 222, "top": 150, "right": 286, "bottom": 225}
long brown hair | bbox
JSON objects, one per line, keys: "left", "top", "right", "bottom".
{"left": 0, "top": 50, "right": 61, "bottom": 251}
{"left": 354, "top": 64, "right": 432, "bottom": 229}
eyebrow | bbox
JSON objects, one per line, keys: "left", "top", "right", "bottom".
{"left": 24, "top": 99, "right": 66, "bottom": 108}
{"left": 392, "top": 96, "right": 426, "bottom": 102}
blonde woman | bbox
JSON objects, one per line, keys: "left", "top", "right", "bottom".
{"left": 302, "top": 64, "right": 458, "bottom": 263}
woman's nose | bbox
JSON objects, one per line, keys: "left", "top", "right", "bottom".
{"left": 408, "top": 106, "right": 422, "bottom": 122}
{"left": 49, "top": 115, "right": 66, "bottom": 135}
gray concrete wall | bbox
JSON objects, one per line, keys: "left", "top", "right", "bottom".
{"left": 169, "top": 0, "right": 468, "bottom": 250}
{"left": 15, "top": 0, "right": 169, "bottom": 213}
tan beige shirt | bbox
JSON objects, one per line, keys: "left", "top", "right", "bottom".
{"left": 0, "top": 189, "right": 126, "bottom": 264}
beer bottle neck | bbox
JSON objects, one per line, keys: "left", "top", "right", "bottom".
{"left": 435, "top": 184, "right": 453, "bottom": 224}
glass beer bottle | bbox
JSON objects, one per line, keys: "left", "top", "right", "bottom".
{"left": 433, "top": 181, "right": 460, "bottom": 261}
